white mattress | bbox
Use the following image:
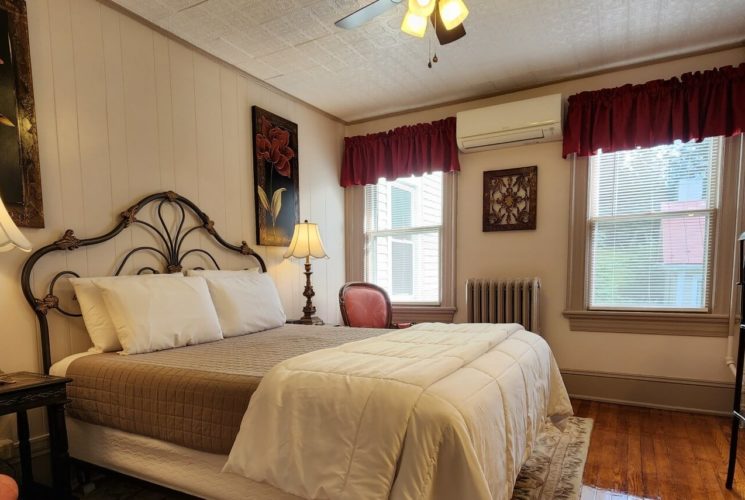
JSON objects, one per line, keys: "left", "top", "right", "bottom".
{"left": 67, "top": 417, "right": 299, "bottom": 500}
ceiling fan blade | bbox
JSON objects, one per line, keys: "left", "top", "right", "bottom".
{"left": 335, "top": 0, "right": 402, "bottom": 30}
{"left": 430, "top": 6, "right": 466, "bottom": 45}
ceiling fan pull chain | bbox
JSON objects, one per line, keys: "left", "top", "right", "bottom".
{"left": 427, "top": 36, "right": 432, "bottom": 68}
{"left": 429, "top": 7, "right": 439, "bottom": 64}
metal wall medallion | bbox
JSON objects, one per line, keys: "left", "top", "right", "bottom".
{"left": 483, "top": 166, "right": 537, "bottom": 232}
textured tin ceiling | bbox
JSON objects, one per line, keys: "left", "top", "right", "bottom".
{"left": 112, "top": 0, "right": 745, "bottom": 122}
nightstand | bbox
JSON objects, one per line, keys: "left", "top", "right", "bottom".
{"left": 0, "top": 372, "right": 72, "bottom": 499}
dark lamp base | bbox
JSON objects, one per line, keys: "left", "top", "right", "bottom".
{"left": 289, "top": 316, "right": 324, "bottom": 326}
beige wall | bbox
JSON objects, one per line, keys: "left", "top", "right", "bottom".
{"left": 346, "top": 46, "right": 745, "bottom": 386}
{"left": 0, "top": 0, "right": 345, "bottom": 440}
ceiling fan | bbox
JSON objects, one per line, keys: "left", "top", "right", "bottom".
{"left": 335, "top": 0, "right": 469, "bottom": 45}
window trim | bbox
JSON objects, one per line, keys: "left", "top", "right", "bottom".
{"left": 345, "top": 173, "right": 458, "bottom": 323}
{"left": 563, "top": 135, "right": 743, "bottom": 337}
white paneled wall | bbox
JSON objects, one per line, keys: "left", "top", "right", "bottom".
{"left": 0, "top": 0, "right": 346, "bottom": 387}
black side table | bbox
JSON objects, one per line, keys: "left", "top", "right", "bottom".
{"left": 0, "top": 372, "right": 72, "bottom": 498}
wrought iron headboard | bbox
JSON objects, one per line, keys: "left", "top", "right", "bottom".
{"left": 21, "top": 191, "right": 267, "bottom": 374}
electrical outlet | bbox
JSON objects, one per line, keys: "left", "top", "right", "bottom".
{"left": 0, "top": 438, "right": 12, "bottom": 460}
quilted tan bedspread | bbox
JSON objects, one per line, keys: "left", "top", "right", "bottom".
{"left": 65, "top": 324, "right": 383, "bottom": 454}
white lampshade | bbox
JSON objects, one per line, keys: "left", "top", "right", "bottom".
{"left": 438, "top": 0, "right": 469, "bottom": 30}
{"left": 0, "top": 195, "right": 31, "bottom": 253}
{"left": 283, "top": 220, "right": 328, "bottom": 260}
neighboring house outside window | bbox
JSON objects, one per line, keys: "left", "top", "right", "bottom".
{"left": 564, "top": 135, "right": 744, "bottom": 336}
{"left": 345, "top": 172, "right": 457, "bottom": 323}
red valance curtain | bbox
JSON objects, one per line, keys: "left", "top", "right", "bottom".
{"left": 562, "top": 63, "right": 745, "bottom": 158}
{"left": 340, "top": 117, "right": 460, "bottom": 187}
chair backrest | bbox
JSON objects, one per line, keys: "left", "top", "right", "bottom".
{"left": 339, "top": 282, "right": 392, "bottom": 328}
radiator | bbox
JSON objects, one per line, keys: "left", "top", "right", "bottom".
{"left": 465, "top": 278, "right": 541, "bottom": 333}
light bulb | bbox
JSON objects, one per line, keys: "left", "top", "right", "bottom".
{"left": 438, "top": 0, "right": 469, "bottom": 30}
{"left": 401, "top": 11, "right": 428, "bottom": 37}
{"left": 408, "top": 0, "right": 436, "bottom": 17}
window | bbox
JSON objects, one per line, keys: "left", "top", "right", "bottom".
{"left": 564, "top": 134, "right": 743, "bottom": 336}
{"left": 364, "top": 172, "right": 443, "bottom": 304}
{"left": 346, "top": 172, "right": 457, "bottom": 323}
{"left": 588, "top": 138, "right": 721, "bottom": 311}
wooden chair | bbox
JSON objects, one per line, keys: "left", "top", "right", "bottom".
{"left": 339, "top": 282, "right": 411, "bottom": 329}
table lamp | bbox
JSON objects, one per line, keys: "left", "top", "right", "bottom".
{"left": 283, "top": 220, "right": 328, "bottom": 325}
{"left": 0, "top": 195, "right": 31, "bottom": 253}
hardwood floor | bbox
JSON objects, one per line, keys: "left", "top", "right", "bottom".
{"left": 573, "top": 398, "right": 745, "bottom": 499}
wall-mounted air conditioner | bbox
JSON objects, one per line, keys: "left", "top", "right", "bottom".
{"left": 456, "top": 93, "right": 564, "bottom": 153}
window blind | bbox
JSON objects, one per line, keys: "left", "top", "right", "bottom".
{"left": 364, "top": 172, "right": 443, "bottom": 304}
{"left": 588, "top": 137, "right": 722, "bottom": 311}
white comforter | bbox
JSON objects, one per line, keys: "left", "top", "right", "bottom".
{"left": 224, "top": 323, "right": 572, "bottom": 500}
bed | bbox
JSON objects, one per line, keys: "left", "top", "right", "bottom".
{"left": 50, "top": 324, "right": 383, "bottom": 500}
{"left": 23, "top": 191, "right": 571, "bottom": 500}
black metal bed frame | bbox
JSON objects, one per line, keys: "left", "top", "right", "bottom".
{"left": 20, "top": 191, "right": 267, "bottom": 375}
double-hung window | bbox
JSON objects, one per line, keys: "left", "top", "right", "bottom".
{"left": 588, "top": 137, "right": 721, "bottom": 311}
{"left": 345, "top": 171, "right": 457, "bottom": 322}
{"left": 565, "top": 135, "right": 743, "bottom": 336}
{"left": 364, "top": 172, "right": 443, "bottom": 304}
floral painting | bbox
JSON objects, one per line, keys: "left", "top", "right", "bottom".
{"left": 252, "top": 106, "right": 299, "bottom": 246}
{"left": 483, "top": 166, "right": 537, "bottom": 231}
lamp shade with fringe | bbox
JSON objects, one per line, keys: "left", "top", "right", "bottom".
{"left": 283, "top": 220, "right": 328, "bottom": 260}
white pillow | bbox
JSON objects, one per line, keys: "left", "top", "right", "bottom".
{"left": 70, "top": 274, "right": 182, "bottom": 353}
{"left": 97, "top": 276, "right": 223, "bottom": 355}
{"left": 199, "top": 272, "right": 286, "bottom": 337}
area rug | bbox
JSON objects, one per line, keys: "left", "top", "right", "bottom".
{"left": 512, "top": 416, "right": 594, "bottom": 500}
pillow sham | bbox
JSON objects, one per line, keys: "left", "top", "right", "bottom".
{"left": 70, "top": 273, "right": 182, "bottom": 353}
{"left": 97, "top": 276, "right": 223, "bottom": 355}
{"left": 199, "top": 272, "right": 286, "bottom": 337}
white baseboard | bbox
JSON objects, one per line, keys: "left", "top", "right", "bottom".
{"left": 561, "top": 369, "right": 733, "bottom": 416}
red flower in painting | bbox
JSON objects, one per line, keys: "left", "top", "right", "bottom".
{"left": 255, "top": 115, "right": 294, "bottom": 178}
{"left": 255, "top": 133, "right": 272, "bottom": 161}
